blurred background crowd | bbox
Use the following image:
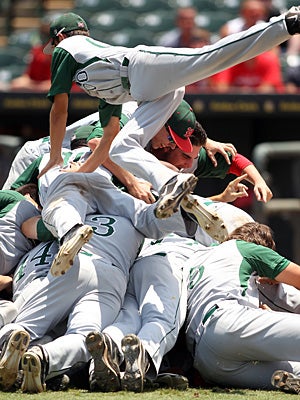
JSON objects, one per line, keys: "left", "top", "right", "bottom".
{"left": 1, "top": 0, "right": 300, "bottom": 93}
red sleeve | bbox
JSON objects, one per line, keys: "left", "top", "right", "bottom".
{"left": 228, "top": 153, "right": 253, "bottom": 176}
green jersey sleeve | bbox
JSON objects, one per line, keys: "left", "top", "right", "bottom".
{"left": 236, "top": 240, "right": 290, "bottom": 279}
{"left": 47, "top": 48, "right": 78, "bottom": 102}
{"left": 0, "top": 190, "right": 25, "bottom": 217}
{"left": 10, "top": 157, "right": 42, "bottom": 190}
{"left": 195, "top": 148, "right": 231, "bottom": 179}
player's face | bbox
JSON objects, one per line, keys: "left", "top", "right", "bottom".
{"left": 165, "top": 145, "right": 201, "bottom": 169}
{"left": 151, "top": 126, "right": 177, "bottom": 150}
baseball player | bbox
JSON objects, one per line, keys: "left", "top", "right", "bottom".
{"left": 0, "top": 188, "right": 52, "bottom": 333}
{"left": 0, "top": 210, "right": 153, "bottom": 392}
{"left": 184, "top": 221, "right": 300, "bottom": 392}
{"left": 38, "top": 8, "right": 298, "bottom": 187}
{"left": 85, "top": 201, "right": 255, "bottom": 392}
{"left": 0, "top": 168, "right": 221, "bottom": 392}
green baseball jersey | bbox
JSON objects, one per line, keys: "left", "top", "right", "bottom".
{"left": 185, "top": 239, "right": 290, "bottom": 347}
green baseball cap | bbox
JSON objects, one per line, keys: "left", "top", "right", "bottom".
{"left": 87, "top": 126, "right": 104, "bottom": 141}
{"left": 166, "top": 100, "right": 196, "bottom": 153}
{"left": 43, "top": 12, "right": 88, "bottom": 54}
{"left": 72, "top": 125, "right": 96, "bottom": 141}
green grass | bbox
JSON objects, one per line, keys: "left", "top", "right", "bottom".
{"left": 0, "top": 388, "right": 296, "bottom": 400}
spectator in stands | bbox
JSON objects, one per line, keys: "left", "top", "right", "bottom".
{"left": 214, "top": 0, "right": 284, "bottom": 93}
{"left": 158, "top": 7, "right": 203, "bottom": 48}
{"left": 210, "top": 49, "right": 285, "bottom": 93}
{"left": 219, "top": 0, "right": 267, "bottom": 38}
{"left": 10, "top": 18, "right": 52, "bottom": 92}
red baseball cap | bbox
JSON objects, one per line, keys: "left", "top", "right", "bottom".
{"left": 166, "top": 100, "right": 196, "bottom": 153}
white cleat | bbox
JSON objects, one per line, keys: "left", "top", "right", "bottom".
{"left": 181, "top": 194, "right": 229, "bottom": 242}
{"left": 50, "top": 224, "right": 93, "bottom": 277}
{"left": 155, "top": 173, "right": 198, "bottom": 219}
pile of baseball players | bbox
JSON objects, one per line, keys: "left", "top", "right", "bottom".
{"left": 0, "top": 5, "right": 300, "bottom": 395}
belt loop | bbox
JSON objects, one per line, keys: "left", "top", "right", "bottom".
{"left": 202, "top": 304, "right": 219, "bottom": 325}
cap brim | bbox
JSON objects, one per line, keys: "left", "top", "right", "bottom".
{"left": 168, "top": 126, "right": 193, "bottom": 153}
{"left": 43, "top": 39, "right": 54, "bottom": 55}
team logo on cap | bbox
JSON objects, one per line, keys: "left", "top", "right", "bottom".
{"left": 184, "top": 127, "right": 194, "bottom": 138}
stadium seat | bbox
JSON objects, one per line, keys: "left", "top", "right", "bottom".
{"left": 89, "top": 10, "right": 138, "bottom": 32}
{"left": 74, "top": 0, "right": 121, "bottom": 11}
{"left": 195, "top": 11, "right": 234, "bottom": 33}
{"left": 120, "top": 0, "right": 172, "bottom": 13}
{"left": 109, "top": 28, "right": 155, "bottom": 47}
{"left": 136, "top": 10, "right": 176, "bottom": 33}
{"left": 0, "top": 47, "right": 26, "bottom": 67}
{"left": 7, "top": 29, "right": 41, "bottom": 53}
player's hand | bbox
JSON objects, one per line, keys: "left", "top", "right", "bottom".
{"left": 126, "top": 179, "right": 156, "bottom": 204}
{"left": 61, "top": 161, "right": 82, "bottom": 173}
{"left": 253, "top": 182, "right": 273, "bottom": 203}
{"left": 37, "top": 156, "right": 64, "bottom": 179}
{"left": 257, "top": 276, "right": 279, "bottom": 285}
{"left": 220, "top": 174, "right": 249, "bottom": 203}
{"left": 204, "top": 138, "right": 237, "bottom": 167}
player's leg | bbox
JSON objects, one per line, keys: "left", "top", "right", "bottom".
{"left": 130, "top": 254, "right": 187, "bottom": 376}
{"left": 21, "top": 261, "right": 127, "bottom": 393}
{"left": 190, "top": 304, "right": 300, "bottom": 389}
{"left": 129, "top": 18, "right": 289, "bottom": 102}
{"left": 181, "top": 194, "right": 254, "bottom": 242}
{"left": 85, "top": 287, "right": 141, "bottom": 392}
{"left": 42, "top": 173, "right": 98, "bottom": 276}
{"left": 110, "top": 89, "right": 184, "bottom": 192}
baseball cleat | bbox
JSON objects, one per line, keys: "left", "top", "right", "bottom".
{"left": 0, "top": 329, "right": 30, "bottom": 391}
{"left": 155, "top": 173, "right": 198, "bottom": 219}
{"left": 180, "top": 194, "right": 229, "bottom": 242}
{"left": 86, "top": 331, "right": 121, "bottom": 392}
{"left": 271, "top": 370, "right": 300, "bottom": 394}
{"left": 121, "top": 334, "right": 149, "bottom": 392}
{"left": 285, "top": 6, "right": 300, "bottom": 35}
{"left": 21, "top": 345, "right": 47, "bottom": 393}
{"left": 50, "top": 224, "right": 93, "bottom": 276}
